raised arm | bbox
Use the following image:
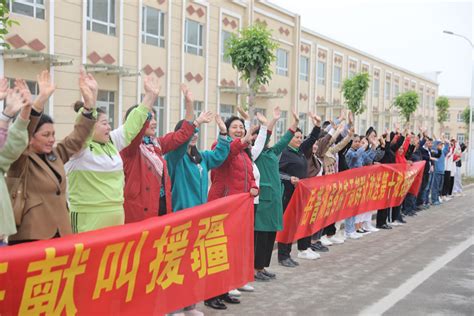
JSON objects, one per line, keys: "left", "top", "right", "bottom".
{"left": 110, "top": 75, "right": 159, "bottom": 151}
{"left": 251, "top": 112, "right": 269, "bottom": 161}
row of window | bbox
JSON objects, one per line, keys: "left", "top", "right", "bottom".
{"left": 444, "top": 133, "right": 465, "bottom": 143}
{"left": 446, "top": 112, "right": 467, "bottom": 123}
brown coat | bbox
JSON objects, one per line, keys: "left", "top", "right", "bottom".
{"left": 7, "top": 113, "right": 95, "bottom": 241}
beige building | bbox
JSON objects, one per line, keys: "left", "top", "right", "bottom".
{"left": 1, "top": 0, "right": 439, "bottom": 147}
{"left": 440, "top": 96, "right": 470, "bottom": 144}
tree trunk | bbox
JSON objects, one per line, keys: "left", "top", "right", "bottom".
{"left": 248, "top": 69, "right": 258, "bottom": 122}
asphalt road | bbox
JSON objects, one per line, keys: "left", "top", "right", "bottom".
{"left": 199, "top": 185, "right": 474, "bottom": 316}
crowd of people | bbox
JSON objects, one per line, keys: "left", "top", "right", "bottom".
{"left": 0, "top": 70, "right": 467, "bottom": 315}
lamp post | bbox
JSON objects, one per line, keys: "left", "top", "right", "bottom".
{"left": 443, "top": 30, "right": 474, "bottom": 177}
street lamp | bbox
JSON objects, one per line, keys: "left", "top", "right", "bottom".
{"left": 443, "top": 30, "right": 474, "bottom": 177}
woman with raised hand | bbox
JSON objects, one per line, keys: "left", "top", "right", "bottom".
{"left": 66, "top": 75, "right": 158, "bottom": 233}
{"left": 204, "top": 114, "right": 259, "bottom": 310}
{"left": 7, "top": 70, "right": 97, "bottom": 245}
{"left": 253, "top": 106, "right": 299, "bottom": 280}
{"left": 164, "top": 114, "right": 228, "bottom": 316}
{"left": 121, "top": 84, "right": 207, "bottom": 222}
{"left": 0, "top": 82, "right": 33, "bottom": 243}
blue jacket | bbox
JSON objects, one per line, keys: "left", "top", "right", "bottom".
{"left": 165, "top": 135, "right": 231, "bottom": 212}
{"left": 432, "top": 141, "right": 449, "bottom": 174}
{"left": 345, "top": 147, "right": 376, "bottom": 169}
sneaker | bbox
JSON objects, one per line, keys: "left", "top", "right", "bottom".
{"left": 320, "top": 235, "right": 333, "bottom": 246}
{"left": 278, "top": 258, "right": 296, "bottom": 268}
{"left": 363, "top": 223, "right": 379, "bottom": 232}
{"left": 289, "top": 257, "right": 300, "bottom": 266}
{"left": 297, "top": 249, "right": 320, "bottom": 260}
{"left": 254, "top": 271, "right": 271, "bottom": 282}
{"left": 307, "top": 248, "right": 321, "bottom": 258}
{"left": 228, "top": 289, "right": 241, "bottom": 297}
{"left": 346, "top": 232, "right": 362, "bottom": 239}
{"left": 356, "top": 229, "right": 371, "bottom": 234}
{"left": 327, "top": 236, "right": 344, "bottom": 244}
{"left": 262, "top": 269, "right": 276, "bottom": 279}
{"left": 432, "top": 201, "right": 441, "bottom": 206}
{"left": 310, "top": 241, "right": 329, "bottom": 252}
{"left": 184, "top": 310, "right": 204, "bottom": 316}
{"left": 238, "top": 284, "right": 254, "bottom": 292}
{"left": 390, "top": 221, "right": 401, "bottom": 226}
{"left": 445, "top": 196, "right": 453, "bottom": 201}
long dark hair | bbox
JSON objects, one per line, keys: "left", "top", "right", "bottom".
{"left": 175, "top": 119, "right": 202, "bottom": 164}
{"left": 225, "top": 116, "right": 251, "bottom": 159}
{"left": 34, "top": 114, "right": 54, "bottom": 134}
{"left": 73, "top": 100, "right": 106, "bottom": 115}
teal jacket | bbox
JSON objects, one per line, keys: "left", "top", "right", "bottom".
{"left": 166, "top": 134, "right": 231, "bottom": 212}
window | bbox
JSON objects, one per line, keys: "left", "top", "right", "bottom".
{"left": 299, "top": 56, "right": 309, "bottom": 81}
{"left": 359, "top": 119, "right": 367, "bottom": 135}
{"left": 298, "top": 113, "right": 307, "bottom": 135}
{"left": 457, "top": 112, "right": 463, "bottom": 122}
{"left": 419, "top": 92, "right": 423, "bottom": 107}
{"left": 275, "top": 110, "right": 288, "bottom": 143}
{"left": 317, "top": 61, "right": 326, "bottom": 85}
{"left": 446, "top": 113, "right": 451, "bottom": 121}
{"left": 97, "top": 90, "right": 115, "bottom": 128}
{"left": 142, "top": 6, "right": 165, "bottom": 47}
{"left": 219, "top": 104, "right": 234, "bottom": 123}
{"left": 185, "top": 19, "right": 204, "bottom": 56}
{"left": 221, "top": 31, "right": 232, "bottom": 63}
{"left": 87, "top": 0, "right": 116, "bottom": 36}
{"left": 373, "top": 78, "right": 380, "bottom": 98}
{"left": 457, "top": 133, "right": 465, "bottom": 144}
{"left": 373, "top": 120, "right": 379, "bottom": 130}
{"left": 384, "top": 81, "right": 391, "bottom": 100}
{"left": 333, "top": 65, "right": 342, "bottom": 89}
{"left": 349, "top": 70, "right": 357, "bottom": 79}
{"left": 8, "top": 0, "right": 45, "bottom": 19}
{"left": 445, "top": 132, "right": 450, "bottom": 140}
{"left": 276, "top": 49, "right": 288, "bottom": 76}
{"left": 193, "top": 101, "right": 204, "bottom": 149}
{"left": 394, "top": 83, "right": 400, "bottom": 97}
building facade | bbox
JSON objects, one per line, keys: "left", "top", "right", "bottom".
{"left": 441, "top": 96, "right": 470, "bottom": 144}
{"left": 1, "top": 0, "right": 439, "bottom": 146}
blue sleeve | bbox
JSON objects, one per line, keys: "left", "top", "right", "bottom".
{"left": 202, "top": 135, "right": 231, "bottom": 170}
{"left": 165, "top": 138, "right": 191, "bottom": 181}
{"left": 363, "top": 149, "right": 376, "bottom": 165}
{"left": 345, "top": 150, "right": 357, "bottom": 167}
{"left": 443, "top": 143, "right": 449, "bottom": 155}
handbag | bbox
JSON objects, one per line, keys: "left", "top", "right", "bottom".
{"left": 5, "top": 159, "right": 29, "bottom": 226}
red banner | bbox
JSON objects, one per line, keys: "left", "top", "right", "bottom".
{"left": 276, "top": 162, "right": 425, "bottom": 243}
{"left": 0, "top": 194, "right": 254, "bottom": 316}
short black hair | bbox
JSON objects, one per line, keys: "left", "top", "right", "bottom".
{"left": 124, "top": 104, "right": 156, "bottom": 122}
{"left": 34, "top": 114, "right": 54, "bottom": 134}
{"left": 224, "top": 116, "right": 246, "bottom": 133}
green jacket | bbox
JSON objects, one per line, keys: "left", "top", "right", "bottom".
{"left": 254, "top": 129, "right": 294, "bottom": 231}
{"left": 0, "top": 118, "right": 29, "bottom": 237}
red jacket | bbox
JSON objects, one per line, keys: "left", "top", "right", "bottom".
{"left": 208, "top": 138, "right": 258, "bottom": 201}
{"left": 395, "top": 135, "right": 410, "bottom": 164}
{"left": 121, "top": 120, "right": 195, "bottom": 223}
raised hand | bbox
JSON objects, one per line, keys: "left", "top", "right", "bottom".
{"left": 79, "top": 69, "right": 98, "bottom": 110}
{"left": 215, "top": 114, "right": 227, "bottom": 133}
{"left": 242, "top": 124, "right": 258, "bottom": 144}
{"left": 348, "top": 126, "right": 355, "bottom": 136}
{"left": 309, "top": 111, "right": 321, "bottom": 127}
{"left": 180, "top": 83, "right": 192, "bottom": 104}
{"left": 273, "top": 106, "right": 281, "bottom": 121}
{"left": 141, "top": 75, "right": 160, "bottom": 110}
{"left": 0, "top": 78, "right": 8, "bottom": 101}
{"left": 256, "top": 111, "right": 268, "bottom": 126}
{"left": 195, "top": 111, "right": 213, "bottom": 126}
{"left": 4, "top": 87, "right": 30, "bottom": 118}
{"left": 14, "top": 79, "right": 32, "bottom": 106}
{"left": 237, "top": 106, "right": 250, "bottom": 121}
{"left": 348, "top": 111, "right": 354, "bottom": 126}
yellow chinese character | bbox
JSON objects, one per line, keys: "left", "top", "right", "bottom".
{"left": 0, "top": 262, "right": 7, "bottom": 301}
{"left": 146, "top": 222, "right": 191, "bottom": 293}
{"left": 94, "top": 231, "right": 148, "bottom": 302}
{"left": 301, "top": 188, "right": 318, "bottom": 226}
{"left": 19, "top": 244, "right": 89, "bottom": 315}
{"left": 191, "top": 214, "right": 230, "bottom": 279}
{"left": 309, "top": 189, "right": 324, "bottom": 224}
{"left": 378, "top": 172, "right": 390, "bottom": 200}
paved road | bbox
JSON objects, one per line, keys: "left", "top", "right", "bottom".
{"left": 199, "top": 186, "right": 474, "bottom": 316}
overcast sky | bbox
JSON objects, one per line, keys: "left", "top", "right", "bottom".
{"left": 270, "top": 0, "right": 473, "bottom": 97}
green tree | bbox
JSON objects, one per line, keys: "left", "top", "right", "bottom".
{"left": 0, "top": 0, "right": 19, "bottom": 49}
{"left": 393, "top": 91, "right": 419, "bottom": 122}
{"left": 341, "top": 72, "right": 370, "bottom": 115}
{"left": 461, "top": 106, "right": 472, "bottom": 127}
{"left": 225, "top": 24, "right": 278, "bottom": 119}
{"left": 436, "top": 96, "right": 450, "bottom": 129}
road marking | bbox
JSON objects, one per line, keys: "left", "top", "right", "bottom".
{"left": 360, "top": 237, "right": 474, "bottom": 316}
